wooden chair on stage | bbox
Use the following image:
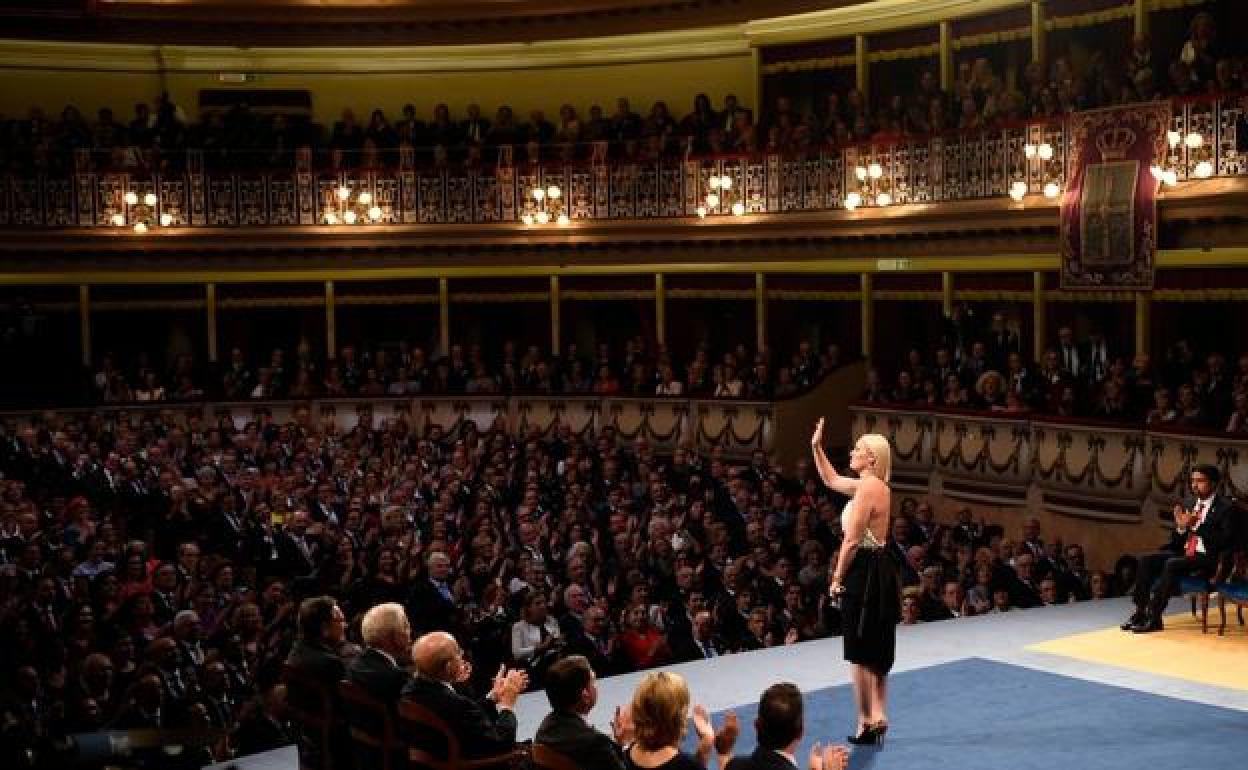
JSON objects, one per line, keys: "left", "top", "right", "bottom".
{"left": 397, "top": 700, "right": 528, "bottom": 770}
{"left": 338, "top": 679, "right": 400, "bottom": 770}
{"left": 281, "top": 663, "right": 335, "bottom": 770}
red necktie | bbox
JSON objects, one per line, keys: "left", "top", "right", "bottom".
{"left": 1184, "top": 502, "right": 1205, "bottom": 559}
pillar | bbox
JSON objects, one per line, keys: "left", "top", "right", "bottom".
{"left": 1031, "top": 0, "right": 1045, "bottom": 66}
{"left": 1032, "top": 271, "right": 1047, "bottom": 360}
{"left": 750, "top": 47, "right": 762, "bottom": 119}
{"left": 549, "top": 275, "right": 561, "bottom": 355}
{"left": 206, "top": 283, "right": 218, "bottom": 363}
{"left": 1135, "top": 291, "right": 1151, "bottom": 360}
{"left": 755, "top": 272, "right": 767, "bottom": 355}
{"left": 939, "top": 21, "right": 954, "bottom": 93}
{"left": 855, "top": 34, "right": 869, "bottom": 96}
{"left": 941, "top": 272, "right": 954, "bottom": 318}
{"left": 438, "top": 277, "right": 450, "bottom": 357}
{"left": 1134, "top": 0, "right": 1149, "bottom": 39}
{"left": 860, "top": 273, "right": 874, "bottom": 363}
{"left": 655, "top": 274, "right": 667, "bottom": 348}
{"left": 78, "top": 285, "right": 91, "bottom": 368}
{"left": 324, "top": 281, "right": 336, "bottom": 360}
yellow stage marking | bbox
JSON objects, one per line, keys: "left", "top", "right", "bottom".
{"left": 1027, "top": 610, "right": 1248, "bottom": 692}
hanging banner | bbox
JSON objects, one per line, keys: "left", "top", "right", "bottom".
{"left": 1060, "top": 102, "right": 1169, "bottom": 290}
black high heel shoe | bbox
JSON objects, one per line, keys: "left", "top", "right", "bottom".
{"left": 847, "top": 723, "right": 886, "bottom": 745}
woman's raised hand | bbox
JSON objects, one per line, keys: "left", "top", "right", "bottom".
{"left": 810, "top": 417, "right": 825, "bottom": 449}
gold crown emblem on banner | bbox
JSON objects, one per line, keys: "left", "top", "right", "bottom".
{"left": 1095, "top": 126, "right": 1137, "bottom": 161}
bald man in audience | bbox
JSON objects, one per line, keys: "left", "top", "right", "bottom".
{"left": 401, "top": 631, "right": 528, "bottom": 759}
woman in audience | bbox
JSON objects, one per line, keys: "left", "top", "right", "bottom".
{"left": 625, "top": 670, "right": 716, "bottom": 770}
{"left": 619, "top": 601, "right": 669, "bottom": 671}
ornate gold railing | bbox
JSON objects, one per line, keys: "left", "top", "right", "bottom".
{"left": 2, "top": 395, "right": 774, "bottom": 457}
{"left": 3, "top": 96, "right": 1242, "bottom": 228}
{"left": 851, "top": 404, "right": 1248, "bottom": 517}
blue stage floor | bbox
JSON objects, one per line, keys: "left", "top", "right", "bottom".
{"left": 514, "top": 597, "right": 1248, "bottom": 767}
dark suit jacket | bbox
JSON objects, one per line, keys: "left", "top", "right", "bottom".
{"left": 347, "top": 647, "right": 411, "bottom": 704}
{"left": 406, "top": 578, "right": 458, "bottom": 635}
{"left": 285, "top": 640, "right": 346, "bottom": 716}
{"left": 534, "top": 709, "right": 625, "bottom": 770}
{"left": 401, "top": 675, "right": 516, "bottom": 759}
{"left": 1165, "top": 495, "right": 1238, "bottom": 563}
{"left": 725, "top": 747, "right": 798, "bottom": 770}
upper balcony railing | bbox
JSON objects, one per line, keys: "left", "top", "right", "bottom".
{"left": 1, "top": 95, "right": 1244, "bottom": 230}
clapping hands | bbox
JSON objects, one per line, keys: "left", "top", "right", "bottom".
{"left": 809, "top": 742, "right": 850, "bottom": 770}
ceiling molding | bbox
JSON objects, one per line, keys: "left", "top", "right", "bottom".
{"left": 745, "top": 0, "right": 1029, "bottom": 46}
{"left": 0, "top": 25, "right": 751, "bottom": 74}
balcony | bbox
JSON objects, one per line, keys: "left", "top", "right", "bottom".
{"left": 4, "top": 96, "right": 1243, "bottom": 234}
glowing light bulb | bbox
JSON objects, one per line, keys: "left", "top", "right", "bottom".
{"left": 696, "top": 206, "right": 708, "bottom": 218}
{"left": 124, "top": 191, "right": 138, "bottom": 206}
{"left": 868, "top": 163, "right": 883, "bottom": 179}
{"left": 546, "top": 185, "right": 561, "bottom": 200}
{"left": 522, "top": 213, "right": 535, "bottom": 225}
{"left": 1009, "top": 182, "right": 1026, "bottom": 202}
{"left": 844, "top": 192, "right": 861, "bottom": 210}
{"left": 1184, "top": 132, "right": 1203, "bottom": 149}
{"left": 719, "top": 176, "right": 732, "bottom": 190}
{"left": 535, "top": 211, "right": 550, "bottom": 224}
{"left": 875, "top": 192, "right": 892, "bottom": 206}
{"left": 855, "top": 166, "right": 868, "bottom": 181}
{"left": 1194, "top": 160, "right": 1213, "bottom": 178}
{"left": 556, "top": 213, "right": 570, "bottom": 226}
{"left": 708, "top": 175, "right": 722, "bottom": 190}
{"left": 110, "top": 213, "right": 125, "bottom": 226}
{"left": 1038, "top": 143, "right": 1054, "bottom": 161}
{"left": 705, "top": 193, "right": 720, "bottom": 207}
{"left": 1024, "top": 144, "right": 1037, "bottom": 159}
{"left": 159, "top": 213, "right": 173, "bottom": 226}
{"left": 731, "top": 202, "right": 745, "bottom": 216}
{"left": 324, "top": 212, "right": 339, "bottom": 225}
{"left": 343, "top": 210, "right": 358, "bottom": 224}
{"left": 144, "top": 193, "right": 158, "bottom": 206}
{"left": 532, "top": 188, "right": 546, "bottom": 202}
{"left": 133, "top": 222, "right": 148, "bottom": 233}
{"left": 357, "top": 191, "right": 372, "bottom": 206}
{"left": 368, "top": 206, "right": 383, "bottom": 221}
{"left": 1167, "top": 130, "right": 1182, "bottom": 149}
{"left": 1043, "top": 182, "right": 1060, "bottom": 199}
{"left": 336, "top": 186, "right": 351, "bottom": 201}
{"left": 1163, "top": 170, "right": 1178, "bottom": 186}
{"left": 1150, "top": 165, "right": 1166, "bottom": 181}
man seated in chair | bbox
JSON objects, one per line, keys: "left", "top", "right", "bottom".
{"left": 349, "top": 602, "right": 413, "bottom": 702}
{"left": 724, "top": 682, "right": 847, "bottom": 770}
{"left": 402, "top": 630, "right": 528, "bottom": 759}
{"left": 285, "top": 596, "right": 349, "bottom": 768}
{"left": 535, "top": 655, "right": 628, "bottom": 770}
{"left": 1124, "top": 464, "right": 1237, "bottom": 633}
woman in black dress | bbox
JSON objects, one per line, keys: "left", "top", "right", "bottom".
{"left": 811, "top": 422, "right": 900, "bottom": 745}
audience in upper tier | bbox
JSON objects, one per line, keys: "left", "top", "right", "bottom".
{"left": 865, "top": 304, "right": 1248, "bottom": 433}
{"left": 81, "top": 336, "right": 845, "bottom": 406}
{"left": 0, "top": 11, "right": 1238, "bottom": 174}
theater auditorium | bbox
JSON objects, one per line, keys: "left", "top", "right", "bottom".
{"left": 0, "top": 1, "right": 1246, "bottom": 769}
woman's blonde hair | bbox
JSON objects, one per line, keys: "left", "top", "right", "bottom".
{"left": 859, "top": 433, "right": 892, "bottom": 482}
{"left": 630, "top": 671, "right": 690, "bottom": 750}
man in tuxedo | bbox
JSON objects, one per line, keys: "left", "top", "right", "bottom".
{"left": 406, "top": 550, "right": 458, "bottom": 635}
{"left": 1126, "top": 464, "right": 1238, "bottom": 632}
{"left": 285, "top": 596, "right": 347, "bottom": 770}
{"left": 346, "top": 603, "right": 412, "bottom": 769}
{"left": 401, "top": 631, "right": 527, "bottom": 760}
{"left": 533, "top": 655, "right": 627, "bottom": 770}
{"left": 671, "top": 610, "right": 727, "bottom": 662}
{"left": 561, "top": 605, "right": 616, "bottom": 677}
{"left": 724, "top": 683, "right": 847, "bottom": 770}
{"left": 348, "top": 602, "right": 412, "bottom": 703}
